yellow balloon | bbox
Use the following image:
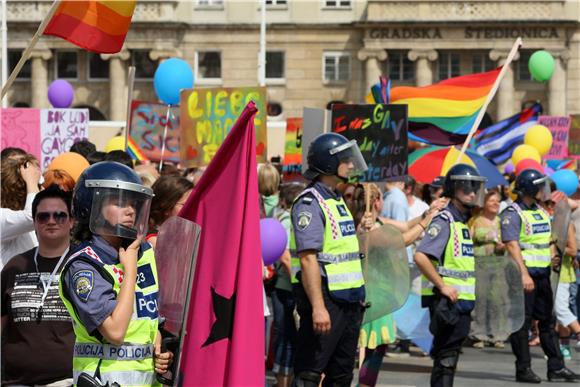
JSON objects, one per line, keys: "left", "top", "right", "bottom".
{"left": 509, "top": 181, "right": 517, "bottom": 201}
{"left": 524, "top": 124, "right": 553, "bottom": 156}
{"left": 105, "top": 136, "right": 126, "bottom": 153}
{"left": 511, "top": 144, "right": 541, "bottom": 166}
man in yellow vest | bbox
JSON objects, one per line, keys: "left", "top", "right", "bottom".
{"left": 501, "top": 168, "right": 578, "bottom": 383}
{"left": 59, "top": 161, "right": 172, "bottom": 386}
{"left": 414, "top": 164, "right": 486, "bottom": 387}
{"left": 290, "top": 133, "right": 370, "bottom": 387}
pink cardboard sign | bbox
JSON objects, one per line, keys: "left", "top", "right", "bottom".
{"left": 538, "top": 115, "right": 571, "bottom": 159}
{"left": 1, "top": 108, "right": 41, "bottom": 160}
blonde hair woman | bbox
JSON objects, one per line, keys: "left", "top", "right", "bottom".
{"left": 258, "top": 163, "right": 281, "bottom": 217}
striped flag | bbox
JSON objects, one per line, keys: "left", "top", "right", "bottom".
{"left": 474, "top": 103, "right": 542, "bottom": 165}
{"left": 44, "top": 0, "right": 136, "bottom": 54}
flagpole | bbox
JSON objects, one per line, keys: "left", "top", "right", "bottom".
{"left": 258, "top": 0, "right": 266, "bottom": 87}
{"left": 124, "top": 66, "right": 136, "bottom": 152}
{"left": 0, "top": 0, "right": 60, "bottom": 101}
{"left": 1, "top": 0, "right": 8, "bottom": 108}
{"left": 455, "top": 37, "right": 522, "bottom": 164}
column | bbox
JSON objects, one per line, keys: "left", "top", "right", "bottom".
{"left": 149, "top": 48, "right": 182, "bottom": 63}
{"left": 30, "top": 49, "right": 52, "bottom": 108}
{"left": 408, "top": 50, "right": 438, "bottom": 87}
{"left": 489, "top": 50, "right": 519, "bottom": 120}
{"left": 357, "top": 49, "right": 387, "bottom": 92}
{"left": 101, "top": 50, "right": 130, "bottom": 121}
{"left": 548, "top": 52, "right": 569, "bottom": 116}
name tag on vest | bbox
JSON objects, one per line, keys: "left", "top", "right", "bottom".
{"left": 462, "top": 244, "right": 474, "bottom": 257}
{"left": 339, "top": 220, "right": 356, "bottom": 236}
{"left": 336, "top": 204, "right": 348, "bottom": 217}
{"left": 135, "top": 292, "right": 159, "bottom": 319}
{"left": 136, "top": 264, "right": 156, "bottom": 289}
{"left": 532, "top": 223, "right": 550, "bottom": 234}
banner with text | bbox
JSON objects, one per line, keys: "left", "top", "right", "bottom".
{"left": 538, "top": 115, "right": 571, "bottom": 159}
{"left": 1, "top": 108, "right": 41, "bottom": 161}
{"left": 129, "top": 101, "right": 181, "bottom": 162}
{"left": 40, "top": 109, "right": 90, "bottom": 169}
{"left": 569, "top": 115, "right": 580, "bottom": 160}
{"left": 331, "top": 104, "right": 408, "bottom": 182}
{"left": 180, "top": 87, "right": 267, "bottom": 166}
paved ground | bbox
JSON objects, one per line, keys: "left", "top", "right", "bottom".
{"left": 267, "top": 342, "right": 580, "bottom": 386}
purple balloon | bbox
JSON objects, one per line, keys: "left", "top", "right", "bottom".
{"left": 260, "top": 218, "right": 288, "bottom": 265}
{"left": 504, "top": 162, "right": 514, "bottom": 174}
{"left": 48, "top": 79, "right": 74, "bottom": 108}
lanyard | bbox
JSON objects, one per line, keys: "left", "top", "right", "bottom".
{"left": 34, "top": 246, "right": 70, "bottom": 310}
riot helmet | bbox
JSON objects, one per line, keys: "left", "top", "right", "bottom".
{"left": 443, "top": 164, "right": 487, "bottom": 208}
{"left": 514, "top": 168, "right": 551, "bottom": 201}
{"left": 73, "top": 161, "right": 153, "bottom": 240}
{"left": 303, "top": 133, "right": 368, "bottom": 181}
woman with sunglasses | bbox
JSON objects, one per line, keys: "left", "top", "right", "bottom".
{"left": 2, "top": 186, "right": 75, "bottom": 386}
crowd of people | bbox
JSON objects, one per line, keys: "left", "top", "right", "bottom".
{"left": 1, "top": 134, "right": 580, "bottom": 386}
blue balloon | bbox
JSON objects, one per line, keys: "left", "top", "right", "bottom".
{"left": 550, "top": 169, "right": 579, "bottom": 197}
{"left": 153, "top": 58, "right": 194, "bottom": 105}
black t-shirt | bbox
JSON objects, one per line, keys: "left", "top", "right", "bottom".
{"left": 1, "top": 247, "right": 74, "bottom": 384}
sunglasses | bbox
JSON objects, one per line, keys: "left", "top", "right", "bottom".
{"left": 35, "top": 211, "right": 69, "bottom": 224}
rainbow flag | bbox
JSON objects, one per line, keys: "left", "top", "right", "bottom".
{"left": 368, "top": 68, "right": 502, "bottom": 146}
{"left": 44, "top": 0, "right": 136, "bottom": 54}
{"left": 127, "top": 136, "right": 148, "bottom": 162}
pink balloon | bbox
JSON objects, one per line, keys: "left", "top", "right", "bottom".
{"left": 515, "top": 158, "right": 543, "bottom": 176}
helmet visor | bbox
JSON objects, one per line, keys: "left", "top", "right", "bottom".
{"left": 534, "top": 176, "right": 551, "bottom": 202}
{"left": 450, "top": 176, "right": 487, "bottom": 207}
{"left": 88, "top": 182, "right": 153, "bottom": 240}
{"left": 329, "top": 140, "right": 368, "bottom": 178}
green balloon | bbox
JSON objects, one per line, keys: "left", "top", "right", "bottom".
{"left": 528, "top": 50, "right": 555, "bottom": 82}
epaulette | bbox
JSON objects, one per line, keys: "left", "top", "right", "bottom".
{"left": 301, "top": 196, "right": 314, "bottom": 204}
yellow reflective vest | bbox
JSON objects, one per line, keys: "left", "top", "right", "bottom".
{"left": 289, "top": 187, "right": 365, "bottom": 303}
{"left": 59, "top": 244, "right": 160, "bottom": 387}
{"left": 509, "top": 203, "right": 552, "bottom": 269}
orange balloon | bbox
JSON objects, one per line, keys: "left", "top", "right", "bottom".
{"left": 48, "top": 152, "right": 89, "bottom": 182}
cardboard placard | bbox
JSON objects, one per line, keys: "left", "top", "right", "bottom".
{"left": 179, "top": 87, "right": 267, "bottom": 167}
{"left": 568, "top": 114, "right": 580, "bottom": 160}
{"left": 40, "top": 109, "right": 89, "bottom": 169}
{"left": 538, "top": 115, "right": 571, "bottom": 159}
{"left": 129, "top": 101, "right": 181, "bottom": 162}
{"left": 331, "top": 104, "right": 408, "bottom": 182}
{"left": 301, "top": 107, "right": 331, "bottom": 174}
{"left": 1, "top": 108, "right": 41, "bottom": 161}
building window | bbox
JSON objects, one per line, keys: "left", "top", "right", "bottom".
{"left": 266, "top": 51, "right": 284, "bottom": 79}
{"left": 88, "top": 53, "right": 109, "bottom": 80}
{"left": 196, "top": 51, "right": 221, "bottom": 80}
{"left": 517, "top": 50, "right": 533, "bottom": 81}
{"left": 438, "top": 52, "right": 460, "bottom": 80}
{"left": 324, "top": 0, "right": 351, "bottom": 8}
{"left": 56, "top": 51, "right": 78, "bottom": 79}
{"left": 197, "top": 0, "right": 223, "bottom": 6}
{"left": 472, "top": 53, "right": 496, "bottom": 73}
{"left": 266, "top": 0, "right": 287, "bottom": 5}
{"left": 132, "top": 50, "right": 156, "bottom": 79}
{"left": 388, "top": 51, "right": 413, "bottom": 81}
{"left": 323, "top": 52, "right": 350, "bottom": 82}
{"left": 8, "top": 50, "right": 31, "bottom": 80}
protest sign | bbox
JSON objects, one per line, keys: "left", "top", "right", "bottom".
{"left": 301, "top": 107, "right": 330, "bottom": 174}
{"left": 39, "top": 109, "right": 89, "bottom": 169}
{"left": 331, "top": 104, "right": 408, "bottom": 182}
{"left": 538, "top": 115, "right": 571, "bottom": 159}
{"left": 129, "top": 101, "right": 181, "bottom": 162}
{"left": 1, "top": 108, "right": 41, "bottom": 161}
{"left": 569, "top": 115, "right": 580, "bottom": 160}
{"left": 284, "top": 117, "right": 302, "bottom": 165}
{"left": 180, "top": 87, "right": 267, "bottom": 166}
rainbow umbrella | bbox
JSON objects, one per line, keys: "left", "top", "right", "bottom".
{"left": 409, "top": 146, "right": 507, "bottom": 188}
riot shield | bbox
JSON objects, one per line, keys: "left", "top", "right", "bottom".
{"left": 472, "top": 255, "right": 524, "bottom": 341}
{"left": 154, "top": 216, "right": 202, "bottom": 386}
{"left": 358, "top": 223, "right": 410, "bottom": 324}
{"left": 551, "top": 200, "right": 571, "bottom": 300}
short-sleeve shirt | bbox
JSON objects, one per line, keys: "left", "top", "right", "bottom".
{"left": 1, "top": 247, "right": 74, "bottom": 385}
{"left": 291, "top": 181, "right": 341, "bottom": 254}
{"left": 62, "top": 236, "right": 151, "bottom": 335}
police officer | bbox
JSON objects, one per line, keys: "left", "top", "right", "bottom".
{"left": 290, "top": 133, "right": 370, "bottom": 387}
{"left": 501, "top": 168, "right": 578, "bottom": 383}
{"left": 59, "top": 162, "right": 172, "bottom": 386}
{"left": 414, "top": 164, "right": 486, "bottom": 387}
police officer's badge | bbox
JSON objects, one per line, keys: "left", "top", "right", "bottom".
{"left": 297, "top": 211, "right": 312, "bottom": 231}
{"left": 73, "top": 270, "right": 94, "bottom": 302}
{"left": 427, "top": 223, "right": 441, "bottom": 238}
{"left": 502, "top": 217, "right": 510, "bottom": 226}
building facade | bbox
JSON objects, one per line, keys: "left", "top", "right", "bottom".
{"left": 4, "top": 0, "right": 580, "bottom": 125}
